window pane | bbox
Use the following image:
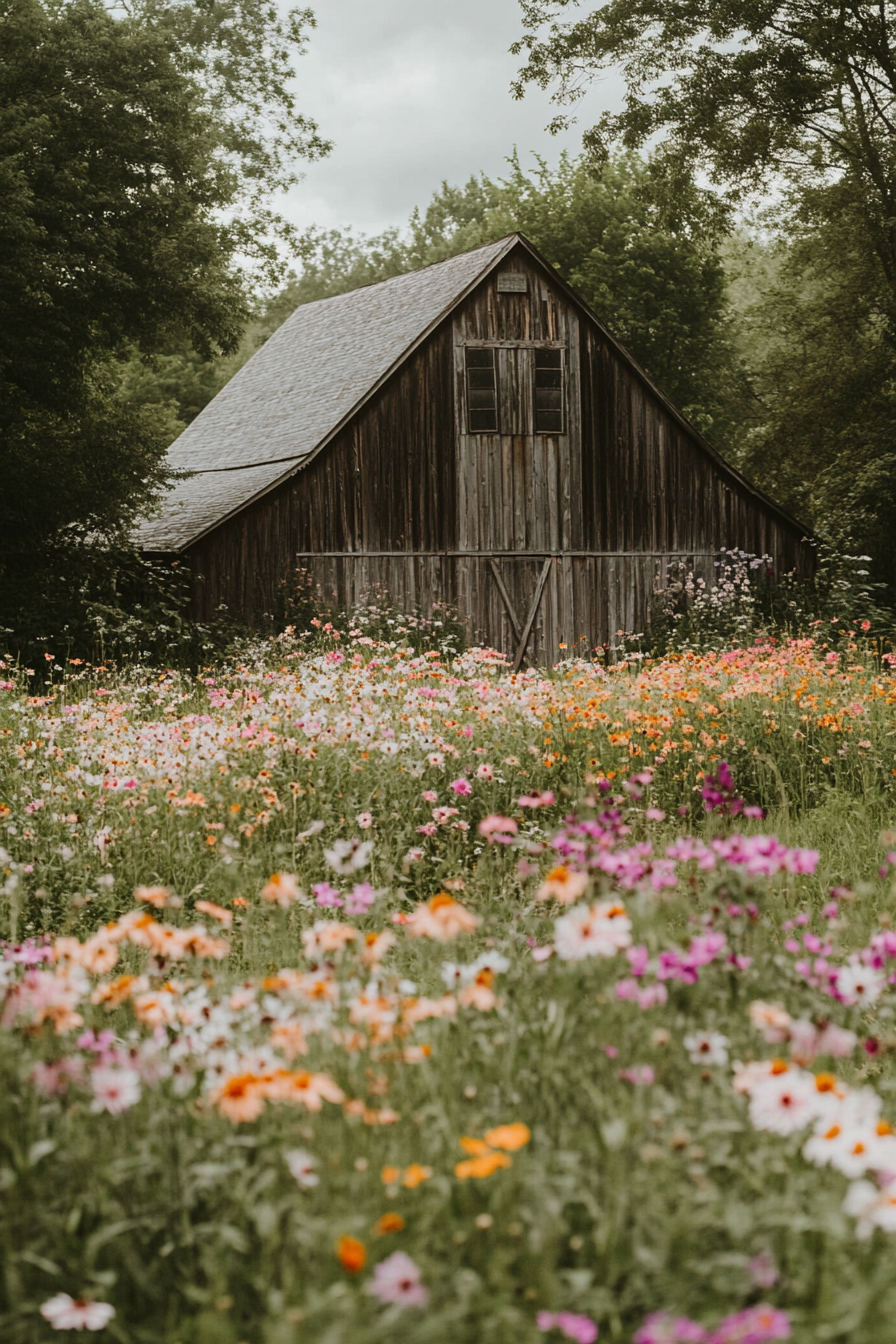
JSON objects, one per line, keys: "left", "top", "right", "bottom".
{"left": 465, "top": 347, "right": 498, "bottom": 433}
{"left": 534, "top": 348, "right": 562, "bottom": 369}
{"left": 534, "top": 347, "right": 564, "bottom": 433}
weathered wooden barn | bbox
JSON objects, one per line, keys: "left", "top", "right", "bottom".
{"left": 137, "top": 233, "right": 812, "bottom": 664}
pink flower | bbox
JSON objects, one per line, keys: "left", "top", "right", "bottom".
{"left": 450, "top": 778, "right": 472, "bottom": 796}
{"left": 709, "top": 1304, "right": 790, "bottom": 1343}
{"left": 478, "top": 814, "right": 518, "bottom": 843}
{"left": 476, "top": 763, "right": 495, "bottom": 780}
{"left": 422, "top": 790, "right": 438, "bottom": 803}
{"left": 417, "top": 822, "right": 438, "bottom": 836}
{"left": 646, "top": 808, "right": 666, "bottom": 821}
{"left": 344, "top": 882, "right": 376, "bottom": 914}
{"left": 520, "top": 791, "right": 556, "bottom": 808}
{"left": 313, "top": 882, "right": 343, "bottom": 908}
{"left": 537, "top": 1310, "right": 599, "bottom": 1343}
{"left": 356, "top": 811, "right": 373, "bottom": 829}
{"left": 365, "top": 1251, "right": 429, "bottom": 1308}
{"left": 40, "top": 1294, "right": 116, "bottom": 1331}
{"left": 89, "top": 1066, "right": 141, "bottom": 1115}
{"left": 634, "top": 1313, "right": 707, "bottom": 1344}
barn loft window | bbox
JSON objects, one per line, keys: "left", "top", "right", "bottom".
{"left": 465, "top": 347, "right": 499, "bottom": 433}
{"left": 534, "top": 348, "right": 564, "bottom": 433}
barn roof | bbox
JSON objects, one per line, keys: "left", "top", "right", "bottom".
{"left": 137, "top": 231, "right": 809, "bottom": 553}
{"left": 136, "top": 235, "right": 518, "bottom": 551}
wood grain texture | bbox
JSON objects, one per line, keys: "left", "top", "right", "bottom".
{"left": 183, "top": 240, "right": 813, "bottom": 661}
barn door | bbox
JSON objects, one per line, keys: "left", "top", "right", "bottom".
{"left": 487, "top": 557, "right": 552, "bottom": 671}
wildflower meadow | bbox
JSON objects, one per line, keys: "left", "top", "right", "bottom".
{"left": 3, "top": 616, "right": 896, "bottom": 1342}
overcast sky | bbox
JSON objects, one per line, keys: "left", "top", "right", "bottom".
{"left": 282, "top": 0, "right": 625, "bottom": 238}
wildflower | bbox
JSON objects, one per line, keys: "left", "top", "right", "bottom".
{"left": 536, "top": 865, "right": 589, "bottom": 905}
{"left": 134, "top": 885, "right": 169, "bottom": 909}
{"left": 324, "top": 837, "right": 374, "bottom": 874}
{"left": 520, "top": 791, "right": 556, "bottom": 807}
{"left": 554, "top": 901, "right": 631, "bottom": 961}
{"left": 336, "top": 1235, "right": 367, "bottom": 1273}
{"left": 374, "top": 1212, "right": 406, "bottom": 1234}
{"left": 483, "top": 1122, "right": 531, "bottom": 1151}
{"left": 478, "top": 814, "right": 518, "bottom": 842}
{"left": 844, "top": 1178, "right": 896, "bottom": 1237}
{"left": 710, "top": 1304, "right": 791, "bottom": 1342}
{"left": 633, "top": 1313, "right": 707, "bottom": 1344}
{"left": 454, "top": 1149, "right": 512, "bottom": 1180}
{"left": 40, "top": 1294, "right": 116, "bottom": 1331}
{"left": 537, "top": 1311, "right": 599, "bottom": 1343}
{"left": 195, "top": 900, "right": 233, "bottom": 928}
{"left": 214, "top": 1072, "right": 267, "bottom": 1123}
{"left": 312, "top": 881, "right": 343, "bottom": 908}
{"left": 684, "top": 1031, "right": 729, "bottom": 1067}
{"left": 262, "top": 873, "right": 302, "bottom": 907}
{"left": 476, "top": 763, "right": 495, "bottom": 781}
{"left": 356, "top": 811, "right": 373, "bottom": 828}
{"left": 302, "top": 920, "right": 357, "bottom": 957}
{"left": 402, "top": 1163, "right": 433, "bottom": 1187}
{"left": 748, "top": 1251, "right": 778, "bottom": 1289}
{"left": 345, "top": 881, "right": 377, "bottom": 914}
{"left": 450, "top": 777, "right": 472, "bottom": 795}
{"left": 365, "top": 1251, "right": 429, "bottom": 1307}
{"left": 89, "top": 1066, "right": 141, "bottom": 1115}
{"left": 747, "top": 1069, "right": 818, "bottom": 1135}
{"left": 405, "top": 894, "right": 480, "bottom": 940}
{"left": 285, "top": 1149, "right": 318, "bottom": 1188}
{"left": 748, "top": 1001, "right": 792, "bottom": 1043}
{"left": 834, "top": 963, "right": 885, "bottom": 1007}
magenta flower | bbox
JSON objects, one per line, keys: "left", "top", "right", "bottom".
{"left": 709, "top": 1305, "right": 790, "bottom": 1344}
{"left": 344, "top": 882, "right": 376, "bottom": 914}
{"left": 365, "top": 1252, "right": 429, "bottom": 1308}
{"left": 450, "top": 778, "right": 473, "bottom": 796}
{"left": 537, "top": 1310, "right": 599, "bottom": 1343}
{"left": 634, "top": 1313, "right": 708, "bottom": 1344}
{"left": 312, "top": 882, "right": 343, "bottom": 908}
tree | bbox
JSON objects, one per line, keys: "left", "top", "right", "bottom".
{"left": 512, "top": 1, "right": 896, "bottom": 300}
{"left": 0, "top": 0, "right": 328, "bottom": 553}
{"left": 270, "top": 152, "right": 747, "bottom": 445}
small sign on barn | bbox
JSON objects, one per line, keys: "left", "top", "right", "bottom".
{"left": 138, "top": 233, "right": 812, "bottom": 664}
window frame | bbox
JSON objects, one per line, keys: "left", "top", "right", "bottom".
{"left": 464, "top": 346, "right": 499, "bottom": 435}
{"left": 533, "top": 346, "right": 565, "bottom": 436}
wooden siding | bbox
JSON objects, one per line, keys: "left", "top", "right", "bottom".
{"left": 185, "top": 241, "right": 811, "bottom": 662}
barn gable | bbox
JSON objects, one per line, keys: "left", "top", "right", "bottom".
{"left": 138, "top": 234, "right": 812, "bottom": 661}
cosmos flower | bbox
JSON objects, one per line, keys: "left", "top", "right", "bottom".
{"left": 684, "top": 1031, "right": 729, "bottom": 1067}
{"left": 285, "top": 1148, "right": 319, "bottom": 1187}
{"left": 365, "top": 1251, "right": 429, "bottom": 1307}
{"left": 40, "top": 1295, "right": 116, "bottom": 1331}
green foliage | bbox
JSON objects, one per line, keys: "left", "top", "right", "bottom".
{"left": 270, "top": 152, "right": 746, "bottom": 445}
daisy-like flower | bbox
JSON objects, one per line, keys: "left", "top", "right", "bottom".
{"left": 536, "top": 865, "right": 589, "bottom": 905}
{"left": 324, "top": 837, "right": 374, "bottom": 875}
{"left": 405, "top": 894, "right": 480, "bottom": 941}
{"left": 684, "top": 1031, "right": 729, "bottom": 1067}
{"left": 89, "top": 1066, "right": 141, "bottom": 1115}
{"left": 40, "top": 1294, "right": 116, "bottom": 1331}
{"left": 748, "top": 1069, "right": 819, "bottom": 1135}
{"left": 365, "top": 1251, "right": 429, "bottom": 1307}
{"left": 834, "top": 963, "right": 885, "bottom": 1008}
{"left": 554, "top": 901, "right": 632, "bottom": 961}
{"left": 285, "top": 1148, "right": 319, "bottom": 1188}
{"left": 262, "top": 873, "right": 302, "bottom": 907}
{"left": 356, "top": 811, "right": 373, "bottom": 829}
{"left": 844, "top": 1178, "right": 896, "bottom": 1238}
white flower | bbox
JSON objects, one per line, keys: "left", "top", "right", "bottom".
{"left": 553, "top": 900, "right": 631, "bottom": 961}
{"left": 40, "top": 1294, "right": 116, "bottom": 1331}
{"left": 356, "top": 811, "right": 373, "bottom": 829}
{"left": 285, "top": 1148, "right": 319, "bottom": 1188}
{"left": 89, "top": 1066, "right": 141, "bottom": 1115}
{"left": 324, "top": 837, "right": 374, "bottom": 875}
{"left": 684, "top": 1030, "right": 729, "bottom": 1067}
{"left": 748, "top": 1068, "right": 819, "bottom": 1135}
{"left": 844, "top": 1179, "right": 896, "bottom": 1238}
{"left": 835, "top": 963, "right": 885, "bottom": 1007}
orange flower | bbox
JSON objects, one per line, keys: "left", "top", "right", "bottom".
{"left": 405, "top": 894, "right": 480, "bottom": 941}
{"left": 195, "top": 899, "right": 233, "bottom": 928}
{"left": 134, "top": 885, "right": 169, "bottom": 909}
{"left": 381, "top": 1166, "right": 401, "bottom": 1185}
{"left": 336, "top": 1235, "right": 366, "bottom": 1274}
{"left": 484, "top": 1122, "right": 531, "bottom": 1152}
{"left": 535, "top": 865, "right": 589, "bottom": 905}
{"left": 402, "top": 1164, "right": 433, "bottom": 1188}
{"left": 262, "top": 872, "right": 301, "bottom": 907}
{"left": 454, "top": 1151, "right": 512, "bottom": 1181}
{"left": 458, "top": 1136, "right": 492, "bottom": 1157}
{"left": 214, "top": 1073, "right": 267, "bottom": 1123}
{"left": 374, "top": 1213, "right": 406, "bottom": 1235}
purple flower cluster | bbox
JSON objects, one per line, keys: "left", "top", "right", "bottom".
{"left": 700, "top": 762, "right": 765, "bottom": 820}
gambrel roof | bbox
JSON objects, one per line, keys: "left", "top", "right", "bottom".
{"left": 136, "top": 236, "right": 518, "bottom": 551}
{"left": 137, "top": 232, "right": 808, "bottom": 553}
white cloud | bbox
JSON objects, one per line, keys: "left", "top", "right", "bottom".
{"left": 281, "top": 0, "right": 625, "bottom": 236}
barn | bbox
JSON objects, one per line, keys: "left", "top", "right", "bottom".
{"left": 137, "top": 232, "right": 812, "bottom": 665}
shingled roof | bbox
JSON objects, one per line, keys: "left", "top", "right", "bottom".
{"left": 136, "top": 235, "right": 518, "bottom": 552}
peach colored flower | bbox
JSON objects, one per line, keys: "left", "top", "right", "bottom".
{"left": 405, "top": 894, "right": 480, "bottom": 941}
{"left": 536, "top": 865, "right": 589, "bottom": 905}
{"left": 195, "top": 899, "right": 233, "bottom": 928}
{"left": 214, "top": 1073, "right": 267, "bottom": 1123}
{"left": 262, "top": 872, "right": 302, "bottom": 907}
{"left": 134, "top": 885, "right": 169, "bottom": 908}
